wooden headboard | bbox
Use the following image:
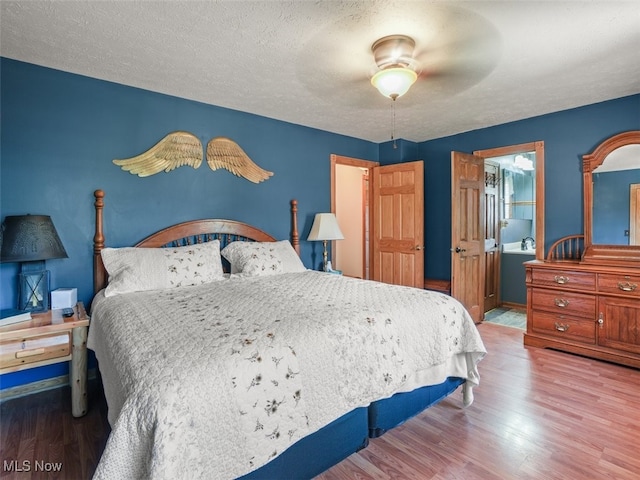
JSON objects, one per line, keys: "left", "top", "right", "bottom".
{"left": 92, "top": 189, "right": 300, "bottom": 295}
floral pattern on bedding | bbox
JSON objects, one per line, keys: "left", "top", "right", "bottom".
{"left": 222, "top": 240, "right": 306, "bottom": 276}
{"left": 88, "top": 271, "right": 486, "bottom": 479}
{"left": 101, "top": 240, "right": 224, "bottom": 296}
{"left": 230, "top": 331, "right": 309, "bottom": 467}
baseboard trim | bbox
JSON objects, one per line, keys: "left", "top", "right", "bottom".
{"left": 501, "top": 301, "right": 526, "bottom": 310}
{"left": 0, "top": 368, "right": 97, "bottom": 403}
{"left": 424, "top": 278, "right": 451, "bottom": 295}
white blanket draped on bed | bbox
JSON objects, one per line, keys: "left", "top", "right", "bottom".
{"left": 88, "top": 271, "right": 486, "bottom": 479}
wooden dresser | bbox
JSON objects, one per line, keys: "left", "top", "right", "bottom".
{"left": 523, "top": 131, "right": 640, "bottom": 369}
{"left": 524, "top": 260, "right": 640, "bottom": 368}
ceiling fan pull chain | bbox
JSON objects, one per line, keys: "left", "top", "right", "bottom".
{"left": 392, "top": 100, "right": 397, "bottom": 150}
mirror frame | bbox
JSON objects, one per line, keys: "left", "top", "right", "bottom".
{"left": 582, "top": 130, "right": 640, "bottom": 266}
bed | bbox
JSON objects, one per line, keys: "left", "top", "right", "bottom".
{"left": 88, "top": 189, "right": 486, "bottom": 479}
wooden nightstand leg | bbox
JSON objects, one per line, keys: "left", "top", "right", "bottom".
{"left": 70, "top": 325, "right": 88, "bottom": 417}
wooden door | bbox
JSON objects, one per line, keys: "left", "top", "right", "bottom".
{"left": 451, "top": 152, "right": 485, "bottom": 322}
{"left": 484, "top": 160, "right": 500, "bottom": 312}
{"left": 371, "top": 161, "right": 424, "bottom": 288}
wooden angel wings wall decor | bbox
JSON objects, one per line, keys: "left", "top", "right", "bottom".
{"left": 113, "top": 131, "right": 274, "bottom": 183}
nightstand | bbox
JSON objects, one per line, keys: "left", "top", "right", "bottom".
{"left": 0, "top": 302, "right": 90, "bottom": 417}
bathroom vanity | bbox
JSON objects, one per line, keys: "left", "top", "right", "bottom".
{"left": 502, "top": 242, "right": 535, "bottom": 305}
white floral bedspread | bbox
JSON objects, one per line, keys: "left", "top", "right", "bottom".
{"left": 88, "top": 271, "right": 486, "bottom": 479}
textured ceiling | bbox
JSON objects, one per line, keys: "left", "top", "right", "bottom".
{"left": 1, "top": 1, "right": 639, "bottom": 143}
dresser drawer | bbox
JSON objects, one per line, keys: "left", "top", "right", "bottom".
{"left": 530, "top": 268, "right": 596, "bottom": 290}
{"left": 598, "top": 273, "right": 640, "bottom": 297}
{"left": 531, "top": 288, "right": 596, "bottom": 317}
{"left": 0, "top": 332, "right": 71, "bottom": 369}
{"left": 531, "top": 311, "right": 596, "bottom": 343}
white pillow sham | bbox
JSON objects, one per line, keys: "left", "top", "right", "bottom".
{"left": 102, "top": 240, "right": 224, "bottom": 297}
{"left": 221, "top": 240, "right": 306, "bottom": 276}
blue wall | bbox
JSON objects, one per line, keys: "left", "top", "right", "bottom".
{"left": 417, "top": 94, "right": 640, "bottom": 280}
{"left": 0, "top": 58, "right": 378, "bottom": 388}
{"left": 0, "top": 58, "right": 379, "bottom": 307}
{"left": 1, "top": 58, "right": 639, "bottom": 389}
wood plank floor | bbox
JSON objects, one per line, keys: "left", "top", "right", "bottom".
{"left": 1, "top": 322, "right": 639, "bottom": 479}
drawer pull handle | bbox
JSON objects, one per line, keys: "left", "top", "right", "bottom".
{"left": 617, "top": 282, "right": 638, "bottom": 292}
{"left": 554, "top": 322, "right": 570, "bottom": 332}
{"left": 554, "top": 298, "right": 570, "bottom": 308}
{"left": 554, "top": 275, "right": 569, "bottom": 284}
{"left": 15, "top": 348, "right": 45, "bottom": 359}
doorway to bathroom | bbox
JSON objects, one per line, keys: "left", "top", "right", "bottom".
{"left": 474, "top": 141, "right": 545, "bottom": 314}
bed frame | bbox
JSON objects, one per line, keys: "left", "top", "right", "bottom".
{"left": 91, "top": 189, "right": 370, "bottom": 479}
{"left": 91, "top": 189, "right": 465, "bottom": 479}
{"left": 92, "top": 189, "right": 300, "bottom": 294}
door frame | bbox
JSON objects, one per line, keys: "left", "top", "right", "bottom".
{"left": 331, "top": 154, "right": 380, "bottom": 275}
{"left": 474, "top": 141, "right": 546, "bottom": 261}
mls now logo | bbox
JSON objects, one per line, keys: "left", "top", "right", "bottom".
{"left": 3, "top": 460, "right": 63, "bottom": 472}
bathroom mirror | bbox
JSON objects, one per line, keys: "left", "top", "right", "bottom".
{"left": 502, "top": 168, "right": 535, "bottom": 221}
{"left": 583, "top": 130, "right": 640, "bottom": 266}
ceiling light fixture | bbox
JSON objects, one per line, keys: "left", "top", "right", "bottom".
{"left": 371, "top": 67, "right": 417, "bottom": 100}
{"left": 514, "top": 154, "right": 534, "bottom": 171}
{"left": 370, "top": 35, "right": 419, "bottom": 100}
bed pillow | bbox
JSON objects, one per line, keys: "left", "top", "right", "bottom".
{"left": 221, "top": 240, "right": 306, "bottom": 276}
{"left": 102, "top": 240, "right": 224, "bottom": 297}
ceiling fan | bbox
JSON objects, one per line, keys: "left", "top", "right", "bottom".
{"left": 367, "top": 25, "right": 502, "bottom": 103}
{"left": 370, "top": 34, "right": 420, "bottom": 100}
{"left": 366, "top": 28, "right": 499, "bottom": 145}
{"left": 296, "top": 2, "right": 502, "bottom": 145}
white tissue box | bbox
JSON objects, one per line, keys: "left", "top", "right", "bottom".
{"left": 51, "top": 288, "right": 77, "bottom": 309}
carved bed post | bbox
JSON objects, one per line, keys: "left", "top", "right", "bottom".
{"left": 290, "top": 199, "right": 300, "bottom": 256}
{"left": 93, "top": 190, "right": 106, "bottom": 295}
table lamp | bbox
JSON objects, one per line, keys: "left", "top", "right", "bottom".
{"left": 1, "top": 215, "right": 68, "bottom": 312}
{"left": 307, "top": 213, "right": 344, "bottom": 271}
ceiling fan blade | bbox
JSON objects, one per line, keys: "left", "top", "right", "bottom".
{"left": 296, "top": 2, "right": 502, "bottom": 108}
{"left": 411, "top": 26, "right": 502, "bottom": 96}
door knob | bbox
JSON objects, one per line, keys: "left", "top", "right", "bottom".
{"left": 454, "top": 246, "right": 466, "bottom": 253}
{"left": 415, "top": 245, "right": 423, "bottom": 250}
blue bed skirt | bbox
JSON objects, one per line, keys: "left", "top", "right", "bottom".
{"left": 238, "top": 406, "right": 369, "bottom": 480}
{"left": 238, "top": 378, "right": 463, "bottom": 478}
{"left": 368, "top": 377, "right": 465, "bottom": 438}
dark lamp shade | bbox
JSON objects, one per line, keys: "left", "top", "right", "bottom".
{"left": 1, "top": 215, "right": 68, "bottom": 263}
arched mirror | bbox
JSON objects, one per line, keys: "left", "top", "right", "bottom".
{"left": 583, "top": 130, "right": 640, "bottom": 266}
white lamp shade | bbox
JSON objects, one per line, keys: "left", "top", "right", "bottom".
{"left": 371, "top": 67, "right": 418, "bottom": 99}
{"left": 307, "top": 213, "right": 344, "bottom": 241}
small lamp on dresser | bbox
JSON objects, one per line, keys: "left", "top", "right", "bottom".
{"left": 307, "top": 213, "right": 344, "bottom": 271}
{"left": 0, "top": 215, "right": 68, "bottom": 312}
